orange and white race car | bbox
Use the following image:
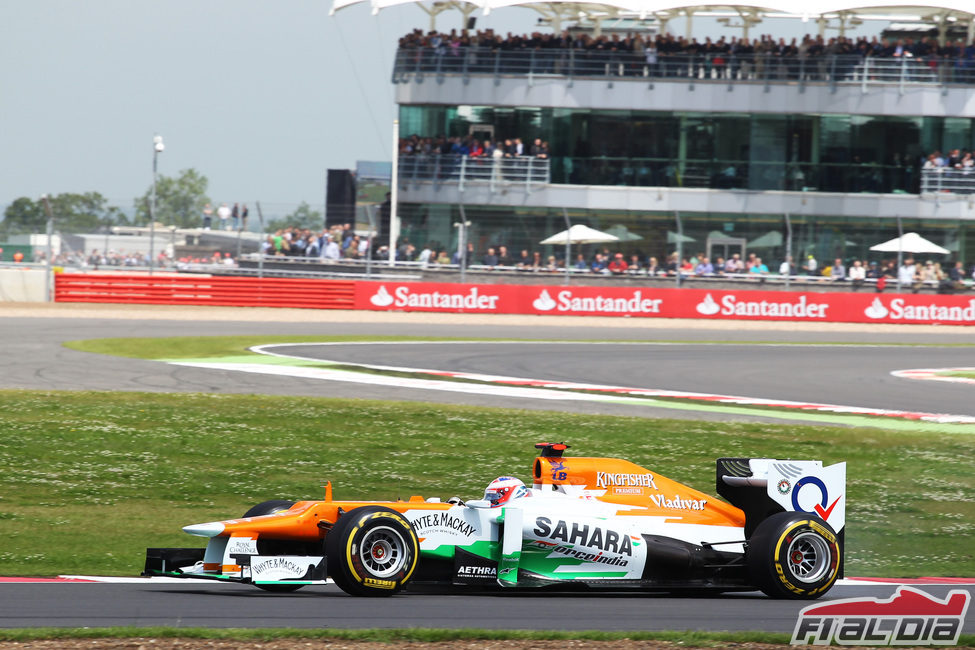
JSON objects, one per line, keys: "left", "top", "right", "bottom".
{"left": 144, "top": 442, "right": 846, "bottom": 599}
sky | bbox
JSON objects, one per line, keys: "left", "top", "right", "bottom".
{"left": 0, "top": 1, "right": 884, "bottom": 220}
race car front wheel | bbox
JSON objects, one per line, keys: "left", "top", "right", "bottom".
{"left": 241, "top": 500, "right": 303, "bottom": 592}
{"left": 325, "top": 506, "right": 419, "bottom": 597}
{"left": 746, "top": 511, "right": 840, "bottom": 600}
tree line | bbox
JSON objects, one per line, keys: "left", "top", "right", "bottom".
{"left": 1, "top": 169, "right": 210, "bottom": 236}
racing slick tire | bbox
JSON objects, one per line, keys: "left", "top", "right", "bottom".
{"left": 746, "top": 511, "right": 841, "bottom": 600}
{"left": 242, "top": 500, "right": 302, "bottom": 592}
{"left": 243, "top": 499, "right": 295, "bottom": 518}
{"left": 325, "top": 506, "right": 419, "bottom": 597}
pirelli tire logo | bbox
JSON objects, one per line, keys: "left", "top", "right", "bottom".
{"left": 791, "top": 586, "right": 971, "bottom": 646}
{"left": 363, "top": 577, "right": 397, "bottom": 590}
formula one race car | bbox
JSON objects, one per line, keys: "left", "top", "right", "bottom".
{"left": 144, "top": 443, "right": 846, "bottom": 599}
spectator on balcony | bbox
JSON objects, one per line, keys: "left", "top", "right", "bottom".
{"left": 497, "top": 245, "right": 512, "bottom": 267}
{"left": 805, "top": 254, "right": 818, "bottom": 276}
{"left": 417, "top": 243, "right": 434, "bottom": 267}
{"left": 748, "top": 257, "right": 769, "bottom": 274}
{"left": 694, "top": 256, "right": 714, "bottom": 275}
{"left": 482, "top": 247, "right": 499, "bottom": 267}
{"left": 305, "top": 234, "right": 321, "bottom": 258}
{"left": 608, "top": 253, "right": 629, "bottom": 274}
{"left": 591, "top": 252, "right": 609, "bottom": 274}
{"left": 628, "top": 253, "right": 643, "bottom": 273}
{"left": 321, "top": 234, "right": 340, "bottom": 260}
{"left": 848, "top": 259, "right": 866, "bottom": 289}
{"left": 646, "top": 256, "right": 662, "bottom": 276}
{"left": 779, "top": 255, "right": 795, "bottom": 276}
{"left": 724, "top": 253, "right": 744, "bottom": 274}
{"left": 898, "top": 257, "right": 918, "bottom": 289}
{"left": 573, "top": 253, "right": 588, "bottom": 270}
{"left": 831, "top": 258, "right": 846, "bottom": 281}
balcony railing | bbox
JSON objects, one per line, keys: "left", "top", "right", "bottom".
{"left": 393, "top": 47, "right": 975, "bottom": 90}
{"left": 397, "top": 153, "right": 931, "bottom": 194}
{"left": 920, "top": 168, "right": 975, "bottom": 194}
{"left": 399, "top": 154, "right": 550, "bottom": 192}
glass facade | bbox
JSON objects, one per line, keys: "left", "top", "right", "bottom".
{"left": 396, "top": 202, "right": 969, "bottom": 268}
{"left": 399, "top": 105, "right": 975, "bottom": 194}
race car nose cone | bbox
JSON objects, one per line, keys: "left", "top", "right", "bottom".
{"left": 182, "top": 522, "right": 225, "bottom": 537}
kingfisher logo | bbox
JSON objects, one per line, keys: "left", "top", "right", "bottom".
{"left": 791, "top": 586, "right": 971, "bottom": 645}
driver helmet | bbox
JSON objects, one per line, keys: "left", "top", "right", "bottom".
{"left": 484, "top": 476, "right": 529, "bottom": 507}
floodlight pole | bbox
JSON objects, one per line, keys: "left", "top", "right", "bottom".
{"left": 149, "top": 134, "right": 164, "bottom": 275}
{"left": 562, "top": 207, "right": 571, "bottom": 286}
{"left": 41, "top": 195, "right": 54, "bottom": 302}
{"left": 389, "top": 119, "right": 400, "bottom": 265}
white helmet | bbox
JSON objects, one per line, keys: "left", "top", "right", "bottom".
{"left": 484, "top": 476, "right": 529, "bottom": 508}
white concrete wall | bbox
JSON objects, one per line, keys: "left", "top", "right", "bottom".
{"left": 0, "top": 269, "right": 48, "bottom": 302}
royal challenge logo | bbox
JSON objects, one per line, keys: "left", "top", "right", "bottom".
{"left": 791, "top": 586, "right": 971, "bottom": 646}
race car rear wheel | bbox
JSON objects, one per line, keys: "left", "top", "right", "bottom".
{"left": 746, "top": 511, "right": 840, "bottom": 600}
{"left": 325, "top": 506, "right": 419, "bottom": 597}
{"left": 242, "top": 500, "right": 303, "bottom": 592}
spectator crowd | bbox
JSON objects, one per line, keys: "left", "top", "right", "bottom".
{"left": 398, "top": 28, "right": 975, "bottom": 81}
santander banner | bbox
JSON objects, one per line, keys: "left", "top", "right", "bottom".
{"left": 354, "top": 281, "right": 975, "bottom": 326}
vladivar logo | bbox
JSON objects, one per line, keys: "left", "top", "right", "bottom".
{"left": 791, "top": 586, "right": 971, "bottom": 646}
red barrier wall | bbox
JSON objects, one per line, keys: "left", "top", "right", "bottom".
{"left": 55, "top": 274, "right": 355, "bottom": 310}
{"left": 54, "top": 274, "right": 975, "bottom": 325}
{"left": 354, "top": 280, "right": 975, "bottom": 326}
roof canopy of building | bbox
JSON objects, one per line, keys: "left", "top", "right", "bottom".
{"left": 331, "top": 0, "right": 975, "bottom": 38}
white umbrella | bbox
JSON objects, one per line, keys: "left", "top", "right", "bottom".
{"left": 869, "top": 232, "right": 950, "bottom": 255}
{"left": 540, "top": 224, "right": 619, "bottom": 245}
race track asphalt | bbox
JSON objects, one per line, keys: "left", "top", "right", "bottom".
{"left": 2, "top": 306, "right": 974, "bottom": 631}
{"left": 2, "top": 581, "right": 973, "bottom": 632}
{"left": 2, "top": 307, "right": 973, "bottom": 423}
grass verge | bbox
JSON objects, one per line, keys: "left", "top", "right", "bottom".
{"left": 1, "top": 390, "right": 973, "bottom": 577}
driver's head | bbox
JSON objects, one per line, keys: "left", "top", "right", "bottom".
{"left": 484, "top": 476, "right": 528, "bottom": 507}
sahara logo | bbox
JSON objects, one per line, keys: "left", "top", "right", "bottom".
{"left": 532, "top": 517, "right": 634, "bottom": 556}
{"left": 791, "top": 586, "right": 971, "bottom": 646}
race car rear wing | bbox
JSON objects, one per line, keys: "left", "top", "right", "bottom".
{"left": 716, "top": 457, "right": 846, "bottom": 538}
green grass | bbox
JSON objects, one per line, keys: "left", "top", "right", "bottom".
{"left": 1, "top": 390, "right": 973, "bottom": 577}
{"left": 63, "top": 335, "right": 975, "bottom": 362}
